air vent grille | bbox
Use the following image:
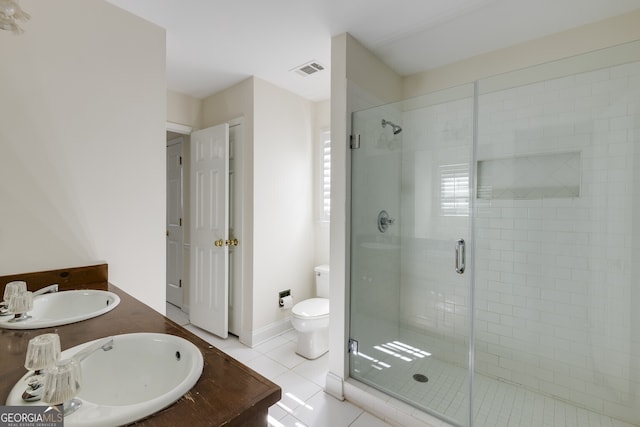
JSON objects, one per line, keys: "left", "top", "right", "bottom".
{"left": 291, "top": 61, "right": 325, "bottom": 77}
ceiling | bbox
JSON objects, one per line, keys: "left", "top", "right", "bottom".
{"left": 106, "top": 0, "right": 640, "bottom": 102}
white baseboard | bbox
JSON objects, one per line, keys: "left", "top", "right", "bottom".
{"left": 249, "top": 316, "right": 294, "bottom": 348}
{"left": 325, "top": 371, "right": 344, "bottom": 400}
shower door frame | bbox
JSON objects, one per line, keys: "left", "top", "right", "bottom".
{"left": 347, "top": 83, "right": 477, "bottom": 427}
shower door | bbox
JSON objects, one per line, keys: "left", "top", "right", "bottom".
{"left": 349, "top": 84, "right": 475, "bottom": 426}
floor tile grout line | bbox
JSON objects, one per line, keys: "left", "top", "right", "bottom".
{"left": 167, "top": 304, "right": 390, "bottom": 427}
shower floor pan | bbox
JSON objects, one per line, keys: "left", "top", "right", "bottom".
{"left": 351, "top": 339, "right": 634, "bottom": 427}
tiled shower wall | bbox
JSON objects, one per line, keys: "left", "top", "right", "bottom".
{"left": 400, "top": 60, "right": 640, "bottom": 423}
{"left": 400, "top": 92, "right": 474, "bottom": 369}
{"left": 474, "top": 61, "right": 640, "bottom": 423}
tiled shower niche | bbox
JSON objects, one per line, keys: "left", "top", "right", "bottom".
{"left": 477, "top": 152, "right": 581, "bottom": 200}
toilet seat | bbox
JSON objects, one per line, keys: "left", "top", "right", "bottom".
{"left": 292, "top": 298, "right": 329, "bottom": 319}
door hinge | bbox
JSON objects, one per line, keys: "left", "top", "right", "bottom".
{"left": 350, "top": 134, "right": 360, "bottom": 149}
{"left": 348, "top": 338, "right": 359, "bottom": 354}
{"left": 179, "top": 156, "right": 182, "bottom": 165}
{"left": 179, "top": 218, "right": 182, "bottom": 227}
{"left": 179, "top": 279, "right": 182, "bottom": 288}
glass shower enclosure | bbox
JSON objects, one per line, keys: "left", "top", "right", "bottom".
{"left": 349, "top": 41, "right": 640, "bottom": 427}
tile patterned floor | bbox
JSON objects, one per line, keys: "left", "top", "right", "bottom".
{"left": 351, "top": 338, "right": 636, "bottom": 427}
{"left": 167, "top": 304, "right": 636, "bottom": 427}
{"left": 166, "top": 303, "right": 391, "bottom": 427}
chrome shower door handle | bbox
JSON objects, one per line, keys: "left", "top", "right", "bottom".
{"left": 455, "top": 239, "right": 466, "bottom": 274}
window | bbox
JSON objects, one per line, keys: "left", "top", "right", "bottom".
{"left": 440, "top": 163, "right": 469, "bottom": 216}
{"left": 319, "top": 130, "right": 331, "bottom": 222}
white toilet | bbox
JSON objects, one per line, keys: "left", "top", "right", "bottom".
{"left": 291, "top": 265, "right": 330, "bottom": 359}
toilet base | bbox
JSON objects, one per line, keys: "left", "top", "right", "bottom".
{"left": 295, "top": 328, "right": 329, "bottom": 360}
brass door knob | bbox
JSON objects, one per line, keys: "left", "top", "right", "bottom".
{"left": 226, "top": 239, "right": 239, "bottom": 247}
{"left": 214, "top": 239, "right": 224, "bottom": 247}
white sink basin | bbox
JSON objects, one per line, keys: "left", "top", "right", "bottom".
{"left": 0, "top": 290, "right": 120, "bottom": 330}
{"left": 7, "top": 333, "right": 204, "bottom": 426}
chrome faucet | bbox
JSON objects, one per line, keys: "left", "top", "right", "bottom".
{"left": 1, "top": 283, "right": 58, "bottom": 317}
{"left": 71, "top": 336, "right": 114, "bottom": 363}
{"left": 22, "top": 336, "right": 114, "bottom": 403}
{"left": 1, "top": 302, "right": 11, "bottom": 316}
{"left": 33, "top": 284, "right": 59, "bottom": 297}
{"left": 52, "top": 336, "right": 114, "bottom": 415}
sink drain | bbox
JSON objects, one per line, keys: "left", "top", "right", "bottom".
{"left": 413, "top": 373, "right": 428, "bottom": 383}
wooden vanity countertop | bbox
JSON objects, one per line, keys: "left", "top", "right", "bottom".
{"left": 0, "top": 282, "right": 281, "bottom": 426}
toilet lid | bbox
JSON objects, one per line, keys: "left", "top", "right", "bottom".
{"left": 292, "top": 298, "right": 329, "bottom": 318}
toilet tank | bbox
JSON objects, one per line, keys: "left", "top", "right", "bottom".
{"left": 314, "top": 265, "right": 330, "bottom": 298}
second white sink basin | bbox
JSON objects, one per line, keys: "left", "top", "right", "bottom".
{"left": 0, "top": 290, "right": 120, "bottom": 330}
{"left": 7, "top": 333, "right": 204, "bottom": 426}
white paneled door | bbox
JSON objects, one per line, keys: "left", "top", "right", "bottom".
{"left": 190, "top": 123, "right": 229, "bottom": 338}
{"left": 166, "top": 140, "right": 184, "bottom": 307}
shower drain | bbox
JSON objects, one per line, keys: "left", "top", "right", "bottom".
{"left": 413, "top": 373, "right": 429, "bottom": 383}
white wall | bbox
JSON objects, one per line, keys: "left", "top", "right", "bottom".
{"left": 0, "top": 0, "right": 167, "bottom": 313}
{"left": 253, "top": 78, "right": 315, "bottom": 334}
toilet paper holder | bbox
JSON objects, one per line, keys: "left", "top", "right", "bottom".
{"left": 278, "top": 289, "right": 291, "bottom": 308}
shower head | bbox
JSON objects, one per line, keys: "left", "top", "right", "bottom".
{"left": 381, "top": 119, "right": 402, "bottom": 135}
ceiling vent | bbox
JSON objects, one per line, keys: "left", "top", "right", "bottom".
{"left": 291, "top": 60, "right": 325, "bottom": 77}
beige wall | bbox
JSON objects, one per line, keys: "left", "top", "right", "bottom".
{"left": 0, "top": 0, "right": 167, "bottom": 313}
{"left": 253, "top": 78, "right": 315, "bottom": 334}
{"left": 201, "top": 79, "right": 255, "bottom": 129}
{"left": 200, "top": 77, "right": 320, "bottom": 345}
{"left": 345, "top": 35, "right": 403, "bottom": 104}
{"left": 404, "top": 9, "right": 640, "bottom": 97}
{"left": 167, "top": 90, "right": 202, "bottom": 129}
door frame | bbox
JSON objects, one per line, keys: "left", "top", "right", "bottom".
{"left": 166, "top": 122, "right": 192, "bottom": 312}
{"left": 165, "top": 120, "right": 245, "bottom": 341}
{"left": 227, "top": 118, "right": 244, "bottom": 338}
{"left": 166, "top": 136, "right": 185, "bottom": 308}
